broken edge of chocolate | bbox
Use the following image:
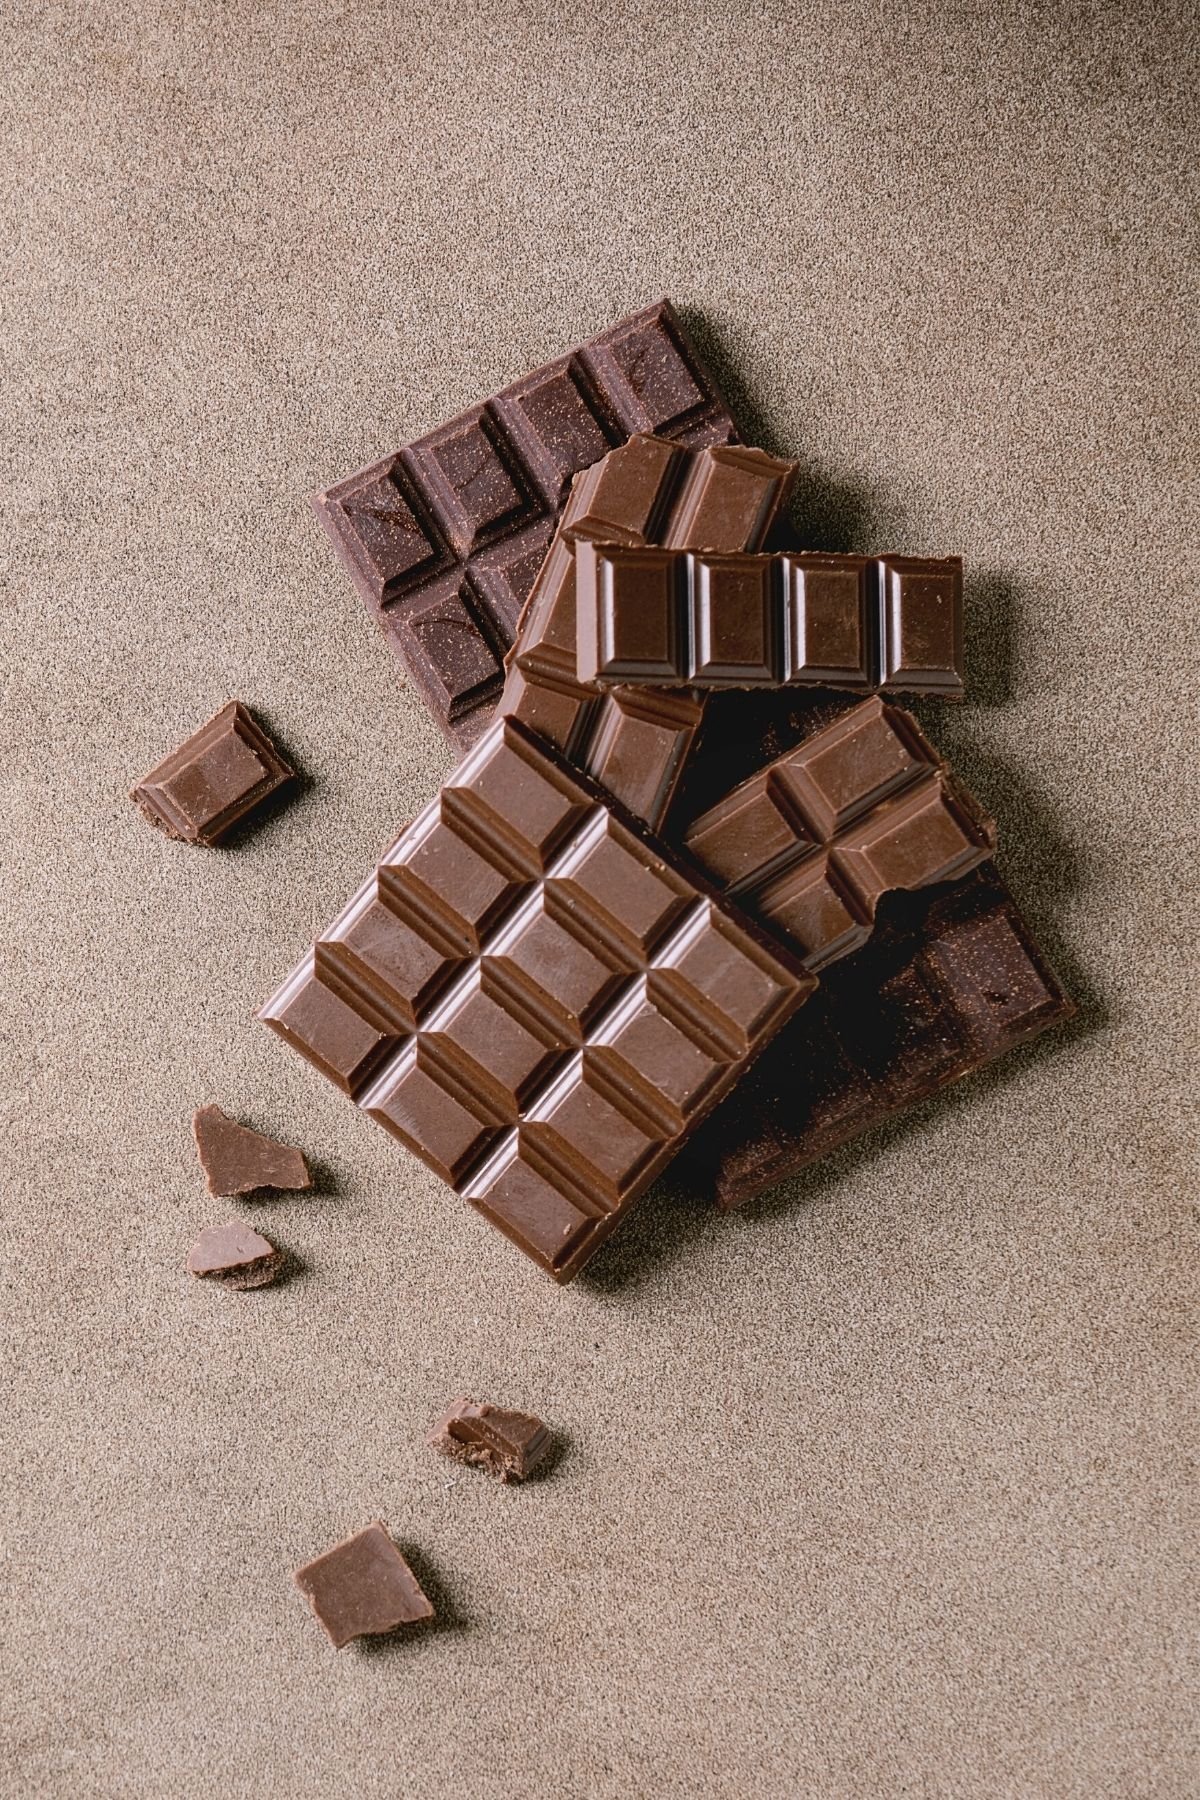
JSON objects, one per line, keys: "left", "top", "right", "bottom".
{"left": 186, "top": 1219, "right": 286, "bottom": 1289}
{"left": 293, "top": 1521, "right": 435, "bottom": 1649}
{"left": 429, "top": 1396, "right": 554, "bottom": 1483}
{"left": 192, "top": 1104, "right": 312, "bottom": 1197}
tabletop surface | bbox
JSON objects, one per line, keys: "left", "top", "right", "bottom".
{"left": 2, "top": 4, "right": 1197, "bottom": 1796}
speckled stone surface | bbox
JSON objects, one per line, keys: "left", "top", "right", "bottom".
{"left": 2, "top": 3, "right": 1196, "bottom": 1795}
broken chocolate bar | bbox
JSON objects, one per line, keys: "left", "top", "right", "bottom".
{"left": 684, "top": 865, "right": 1074, "bottom": 1206}
{"left": 192, "top": 1105, "right": 312, "bottom": 1197}
{"left": 131, "top": 702, "right": 295, "bottom": 846}
{"left": 575, "top": 542, "right": 964, "bottom": 696}
{"left": 186, "top": 1220, "right": 286, "bottom": 1288}
{"left": 258, "top": 717, "right": 813, "bottom": 1282}
{"left": 429, "top": 1397, "right": 553, "bottom": 1482}
{"left": 681, "top": 697, "right": 994, "bottom": 969}
{"left": 501, "top": 433, "right": 796, "bottom": 826}
{"left": 313, "top": 300, "right": 738, "bottom": 750}
{"left": 293, "top": 1522, "right": 434, "bottom": 1649}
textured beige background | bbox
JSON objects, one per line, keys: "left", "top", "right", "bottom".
{"left": 2, "top": 3, "right": 1197, "bottom": 1796}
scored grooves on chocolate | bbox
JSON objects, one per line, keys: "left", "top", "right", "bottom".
{"left": 314, "top": 301, "right": 738, "bottom": 749}
{"left": 259, "top": 719, "right": 811, "bottom": 1281}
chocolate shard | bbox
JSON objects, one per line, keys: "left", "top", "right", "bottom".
{"left": 131, "top": 701, "right": 295, "bottom": 845}
{"left": 429, "top": 1396, "right": 553, "bottom": 1482}
{"left": 500, "top": 434, "right": 797, "bottom": 828}
{"left": 185, "top": 1219, "right": 286, "bottom": 1289}
{"left": 258, "top": 716, "right": 813, "bottom": 1283}
{"left": 293, "top": 1522, "right": 434, "bottom": 1649}
{"left": 683, "top": 865, "right": 1075, "bottom": 1207}
{"left": 680, "top": 696, "right": 995, "bottom": 970}
{"left": 313, "top": 300, "right": 739, "bottom": 751}
{"left": 192, "top": 1104, "right": 312, "bottom": 1197}
{"left": 574, "top": 543, "right": 965, "bottom": 696}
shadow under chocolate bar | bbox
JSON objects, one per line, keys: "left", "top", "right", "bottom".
{"left": 575, "top": 541, "right": 964, "bottom": 696}
{"left": 681, "top": 864, "right": 1075, "bottom": 1208}
{"left": 313, "top": 301, "right": 738, "bottom": 750}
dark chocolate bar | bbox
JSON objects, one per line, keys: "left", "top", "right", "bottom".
{"left": 682, "top": 865, "right": 1075, "bottom": 1206}
{"left": 681, "top": 697, "right": 994, "bottom": 969}
{"left": 313, "top": 301, "right": 737, "bottom": 750}
{"left": 575, "top": 543, "right": 963, "bottom": 695}
{"left": 258, "top": 718, "right": 813, "bottom": 1282}
{"left": 501, "top": 433, "right": 796, "bottom": 826}
{"left": 131, "top": 702, "right": 295, "bottom": 846}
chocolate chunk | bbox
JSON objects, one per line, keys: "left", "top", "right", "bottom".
{"left": 429, "top": 1397, "right": 553, "bottom": 1482}
{"left": 293, "top": 1522, "right": 434, "bottom": 1649}
{"left": 131, "top": 702, "right": 295, "bottom": 845}
{"left": 574, "top": 544, "right": 964, "bottom": 696}
{"left": 313, "top": 301, "right": 738, "bottom": 750}
{"left": 186, "top": 1220, "right": 286, "bottom": 1288}
{"left": 258, "top": 717, "right": 813, "bottom": 1282}
{"left": 192, "top": 1105, "right": 312, "bottom": 1197}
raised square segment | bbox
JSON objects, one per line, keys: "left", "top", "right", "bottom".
{"left": 879, "top": 556, "right": 963, "bottom": 694}
{"left": 664, "top": 446, "right": 798, "bottom": 553}
{"left": 581, "top": 689, "right": 706, "bottom": 827}
{"left": 313, "top": 301, "right": 737, "bottom": 751}
{"left": 786, "top": 556, "right": 873, "bottom": 686}
{"left": 259, "top": 718, "right": 811, "bottom": 1281}
{"left": 577, "top": 541, "right": 686, "bottom": 683}
{"left": 689, "top": 554, "right": 780, "bottom": 681}
{"left": 396, "top": 581, "right": 505, "bottom": 722}
{"left": 681, "top": 698, "right": 995, "bottom": 970}
{"left": 131, "top": 701, "right": 295, "bottom": 846}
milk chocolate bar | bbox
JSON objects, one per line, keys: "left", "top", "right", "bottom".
{"left": 683, "top": 865, "right": 1075, "bottom": 1206}
{"left": 575, "top": 543, "right": 964, "bottom": 695}
{"left": 258, "top": 718, "right": 813, "bottom": 1282}
{"left": 313, "top": 301, "right": 737, "bottom": 750}
{"left": 681, "top": 697, "right": 994, "bottom": 969}
{"left": 501, "top": 433, "right": 797, "bottom": 825}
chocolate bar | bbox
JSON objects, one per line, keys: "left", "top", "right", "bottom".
{"left": 258, "top": 718, "right": 813, "bottom": 1282}
{"left": 501, "top": 433, "right": 797, "bottom": 825}
{"left": 313, "top": 301, "right": 737, "bottom": 750}
{"left": 131, "top": 702, "right": 295, "bottom": 846}
{"left": 192, "top": 1105, "right": 311, "bottom": 1197}
{"left": 185, "top": 1220, "right": 286, "bottom": 1288}
{"left": 429, "top": 1397, "right": 553, "bottom": 1482}
{"left": 294, "top": 1523, "right": 434, "bottom": 1648}
{"left": 681, "top": 697, "right": 994, "bottom": 969}
{"left": 683, "top": 865, "right": 1075, "bottom": 1206}
{"left": 575, "top": 542, "right": 963, "bottom": 696}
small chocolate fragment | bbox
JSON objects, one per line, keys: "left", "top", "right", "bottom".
{"left": 314, "top": 300, "right": 738, "bottom": 750}
{"left": 294, "top": 1521, "right": 434, "bottom": 1649}
{"left": 429, "top": 1397, "right": 553, "bottom": 1482}
{"left": 186, "top": 1219, "right": 286, "bottom": 1289}
{"left": 192, "top": 1104, "right": 312, "bottom": 1197}
{"left": 575, "top": 543, "right": 964, "bottom": 696}
{"left": 131, "top": 702, "right": 294, "bottom": 845}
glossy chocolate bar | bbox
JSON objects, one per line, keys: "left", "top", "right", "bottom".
{"left": 313, "top": 301, "right": 737, "bottom": 750}
{"left": 681, "top": 697, "right": 994, "bottom": 970}
{"left": 575, "top": 543, "right": 964, "bottom": 695}
{"left": 258, "top": 719, "right": 812, "bottom": 1282}
{"left": 682, "top": 865, "right": 1075, "bottom": 1207}
{"left": 501, "top": 433, "right": 797, "bottom": 826}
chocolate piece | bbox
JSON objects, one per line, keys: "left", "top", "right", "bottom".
{"left": 258, "top": 717, "right": 812, "bottom": 1282}
{"left": 314, "top": 301, "right": 737, "bottom": 750}
{"left": 131, "top": 702, "right": 295, "bottom": 845}
{"left": 501, "top": 434, "right": 796, "bottom": 826}
{"left": 429, "top": 1396, "right": 553, "bottom": 1482}
{"left": 293, "top": 1522, "right": 434, "bottom": 1648}
{"left": 683, "top": 866, "right": 1075, "bottom": 1206}
{"left": 185, "top": 1219, "right": 286, "bottom": 1288}
{"left": 681, "top": 697, "right": 994, "bottom": 969}
{"left": 192, "top": 1104, "right": 312, "bottom": 1197}
{"left": 575, "top": 544, "right": 964, "bottom": 695}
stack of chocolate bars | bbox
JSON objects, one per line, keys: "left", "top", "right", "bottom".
{"left": 261, "top": 300, "right": 1073, "bottom": 1282}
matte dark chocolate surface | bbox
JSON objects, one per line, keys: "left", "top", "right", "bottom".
{"left": 314, "top": 301, "right": 738, "bottom": 750}
{"left": 429, "top": 1396, "right": 553, "bottom": 1482}
{"left": 575, "top": 543, "right": 964, "bottom": 695}
{"left": 502, "top": 433, "right": 796, "bottom": 826}
{"left": 683, "top": 865, "right": 1075, "bottom": 1207}
{"left": 130, "top": 702, "right": 295, "bottom": 846}
{"left": 293, "top": 1523, "right": 434, "bottom": 1649}
{"left": 682, "top": 697, "right": 994, "bottom": 970}
{"left": 192, "top": 1105, "right": 312, "bottom": 1197}
{"left": 258, "top": 718, "right": 812, "bottom": 1282}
